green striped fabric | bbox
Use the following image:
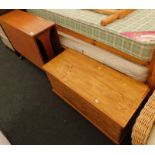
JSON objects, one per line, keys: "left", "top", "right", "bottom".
{"left": 28, "top": 9, "right": 155, "bottom": 62}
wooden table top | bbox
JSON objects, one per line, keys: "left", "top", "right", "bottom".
{"left": 43, "top": 48, "right": 150, "bottom": 128}
{"left": 0, "top": 10, "right": 54, "bottom": 36}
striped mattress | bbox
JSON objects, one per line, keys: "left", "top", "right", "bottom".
{"left": 28, "top": 9, "right": 155, "bottom": 62}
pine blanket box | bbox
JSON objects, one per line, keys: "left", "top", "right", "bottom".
{"left": 43, "top": 48, "right": 149, "bottom": 144}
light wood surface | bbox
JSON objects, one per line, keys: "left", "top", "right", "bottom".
{"left": 57, "top": 25, "right": 149, "bottom": 66}
{"left": 88, "top": 9, "right": 117, "bottom": 15}
{"left": 89, "top": 9, "right": 135, "bottom": 26}
{"left": 101, "top": 13, "right": 119, "bottom": 26}
{"left": 116, "top": 9, "right": 135, "bottom": 18}
{"left": 43, "top": 48, "right": 149, "bottom": 143}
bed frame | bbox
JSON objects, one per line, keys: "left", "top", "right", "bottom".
{"left": 56, "top": 25, "right": 155, "bottom": 90}
{"left": 88, "top": 9, "right": 135, "bottom": 26}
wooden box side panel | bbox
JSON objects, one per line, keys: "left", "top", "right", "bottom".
{"left": 47, "top": 73, "right": 124, "bottom": 144}
{"left": 1, "top": 23, "right": 44, "bottom": 68}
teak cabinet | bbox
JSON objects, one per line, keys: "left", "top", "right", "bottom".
{"left": 43, "top": 49, "right": 149, "bottom": 144}
{"left": 0, "top": 10, "right": 63, "bottom": 68}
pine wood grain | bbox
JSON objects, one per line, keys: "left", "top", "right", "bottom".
{"left": 88, "top": 9, "right": 117, "bottom": 15}
{"left": 89, "top": 9, "right": 135, "bottom": 26}
{"left": 43, "top": 48, "right": 150, "bottom": 143}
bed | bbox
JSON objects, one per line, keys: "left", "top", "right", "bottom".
{"left": 26, "top": 9, "right": 155, "bottom": 144}
{"left": 27, "top": 9, "right": 155, "bottom": 83}
{"left": 28, "top": 9, "right": 155, "bottom": 62}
